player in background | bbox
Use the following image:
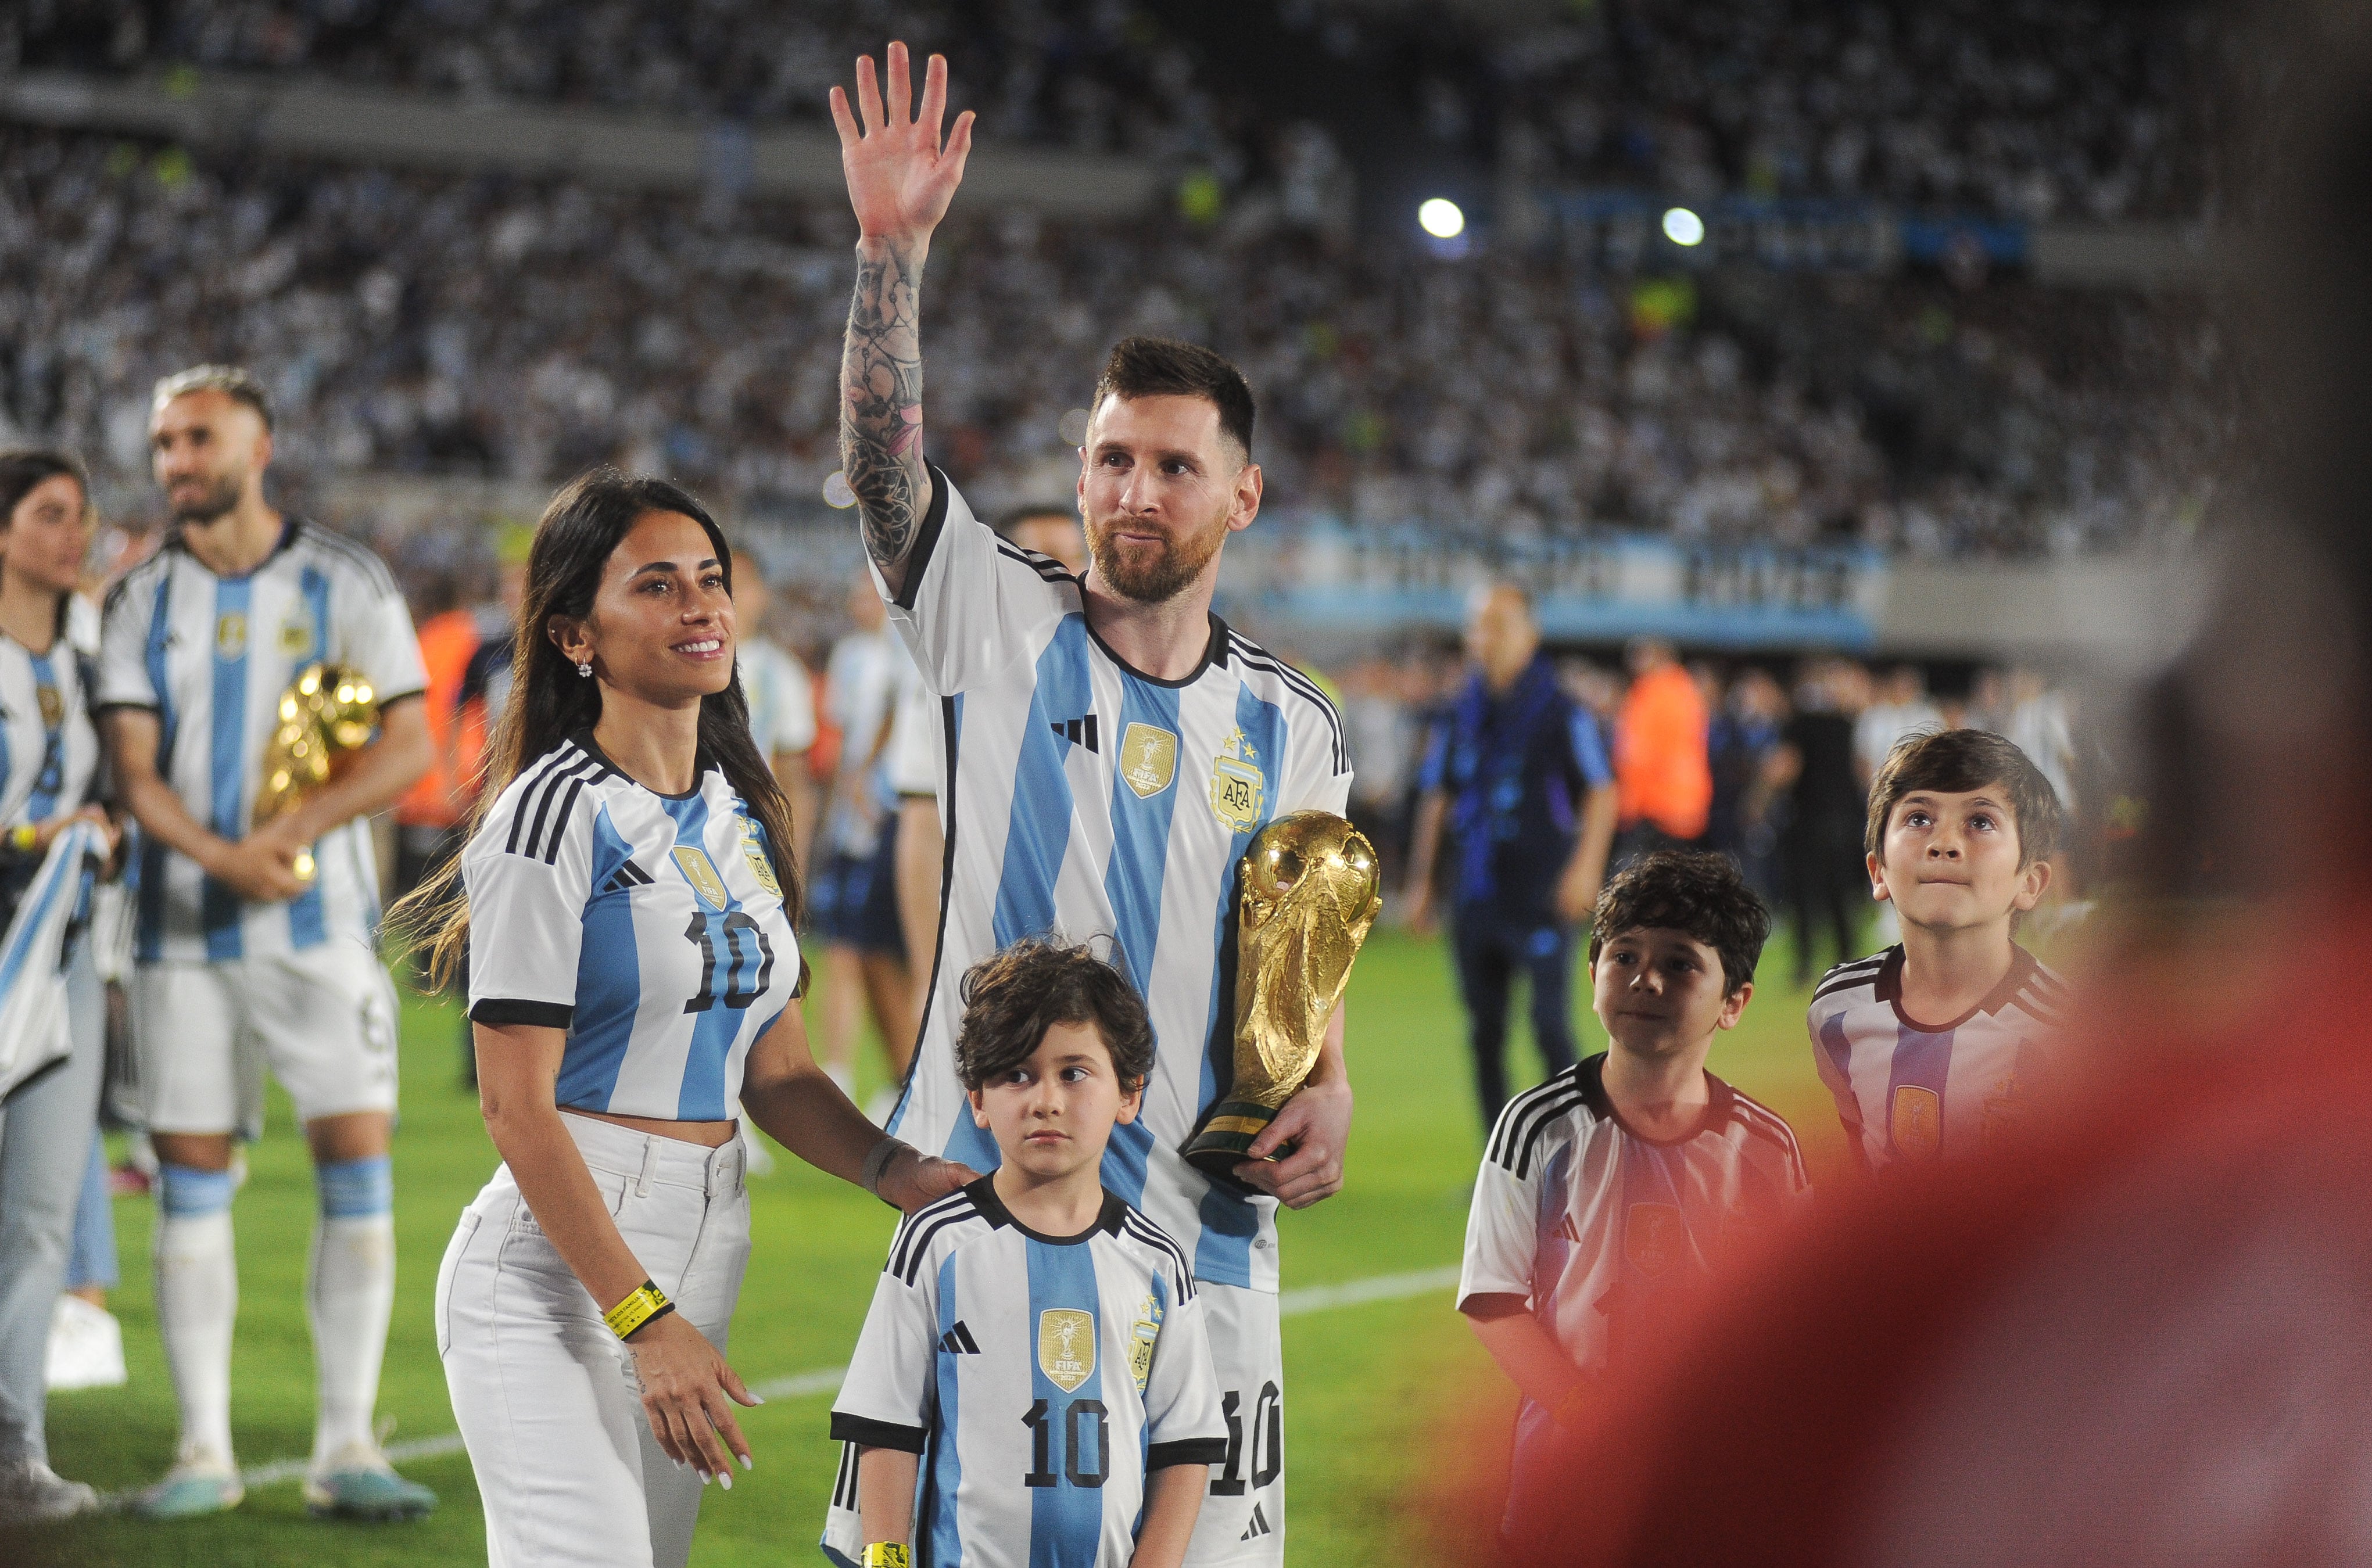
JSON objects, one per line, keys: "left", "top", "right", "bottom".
{"left": 1403, "top": 583, "right": 1619, "bottom": 1137}
{"left": 97, "top": 367, "right": 437, "bottom": 1520}
{"left": 827, "top": 46, "right": 1355, "bottom": 1559}
{"left": 0, "top": 449, "right": 115, "bottom": 1524}
{"left": 814, "top": 570, "right": 918, "bottom": 1097}
{"left": 888, "top": 507, "right": 1087, "bottom": 1090}
{"left": 1808, "top": 728, "right": 2066, "bottom": 1173}
{"left": 400, "top": 471, "right": 973, "bottom": 1568}
{"left": 828, "top": 938, "right": 1225, "bottom": 1568}
{"left": 1458, "top": 850, "right": 1807, "bottom": 1539}
{"left": 729, "top": 549, "right": 818, "bottom": 879}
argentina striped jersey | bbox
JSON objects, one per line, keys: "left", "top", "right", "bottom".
{"left": 824, "top": 1178, "right": 1227, "bottom": 1567}
{"left": 1, "top": 604, "right": 99, "bottom": 837}
{"left": 464, "top": 735, "right": 804, "bottom": 1122}
{"left": 1808, "top": 943, "right": 2069, "bottom": 1172}
{"left": 879, "top": 471, "right": 1353, "bottom": 1293}
{"left": 97, "top": 521, "right": 427, "bottom": 963}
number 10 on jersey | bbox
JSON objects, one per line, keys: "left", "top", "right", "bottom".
{"left": 682, "top": 912, "right": 776, "bottom": 1013}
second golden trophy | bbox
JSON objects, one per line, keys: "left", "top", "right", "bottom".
{"left": 252, "top": 663, "right": 379, "bottom": 884}
{"left": 1184, "top": 810, "right": 1381, "bottom": 1181}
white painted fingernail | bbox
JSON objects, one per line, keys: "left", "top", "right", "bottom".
{"left": 718, "top": 1471, "right": 732, "bottom": 1490}
{"left": 740, "top": 1454, "right": 754, "bottom": 1471}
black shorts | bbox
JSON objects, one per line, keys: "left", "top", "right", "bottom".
{"left": 808, "top": 817, "right": 906, "bottom": 958}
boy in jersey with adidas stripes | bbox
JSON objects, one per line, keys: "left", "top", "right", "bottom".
{"left": 1459, "top": 851, "right": 1810, "bottom": 1537}
{"left": 96, "top": 367, "right": 437, "bottom": 1519}
{"left": 828, "top": 939, "right": 1226, "bottom": 1568}
{"left": 1808, "top": 728, "right": 2068, "bottom": 1172}
{"left": 830, "top": 49, "right": 1353, "bottom": 1560}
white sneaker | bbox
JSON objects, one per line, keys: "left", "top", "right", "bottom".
{"left": 45, "top": 1294, "right": 128, "bottom": 1391}
{"left": 302, "top": 1441, "right": 438, "bottom": 1520}
{"left": 0, "top": 1458, "right": 101, "bottom": 1524}
{"left": 130, "top": 1452, "right": 244, "bottom": 1520}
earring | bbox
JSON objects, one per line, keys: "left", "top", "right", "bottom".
{"left": 577, "top": 661, "right": 592, "bottom": 678}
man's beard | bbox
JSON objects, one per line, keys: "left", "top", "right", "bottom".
{"left": 1086, "top": 512, "right": 1227, "bottom": 605}
{"left": 169, "top": 473, "right": 243, "bottom": 525}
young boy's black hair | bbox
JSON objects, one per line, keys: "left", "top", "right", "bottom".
{"left": 952, "top": 937, "right": 1156, "bottom": 1092}
{"left": 1864, "top": 728, "right": 2064, "bottom": 867}
{"left": 1587, "top": 850, "right": 1772, "bottom": 996}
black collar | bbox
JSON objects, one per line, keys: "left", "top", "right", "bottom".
{"left": 965, "top": 1175, "right": 1127, "bottom": 1244}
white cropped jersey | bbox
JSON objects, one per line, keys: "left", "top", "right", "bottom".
{"left": 881, "top": 469, "right": 1353, "bottom": 1293}
{"left": 0, "top": 617, "right": 99, "bottom": 833}
{"left": 1808, "top": 943, "right": 2069, "bottom": 1172}
{"left": 824, "top": 1179, "right": 1228, "bottom": 1568}
{"left": 97, "top": 521, "right": 427, "bottom": 963}
{"left": 464, "top": 736, "right": 804, "bottom": 1121}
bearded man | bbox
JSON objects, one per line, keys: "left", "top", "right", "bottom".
{"left": 820, "top": 45, "right": 1354, "bottom": 1563}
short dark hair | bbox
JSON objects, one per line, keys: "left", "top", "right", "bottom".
{"left": 153, "top": 364, "right": 275, "bottom": 431}
{"left": 0, "top": 447, "right": 90, "bottom": 527}
{"left": 1865, "top": 728, "right": 2062, "bottom": 867}
{"left": 993, "top": 503, "right": 1077, "bottom": 540}
{"left": 1091, "top": 337, "right": 1256, "bottom": 461}
{"left": 954, "top": 938, "right": 1155, "bottom": 1093}
{"left": 1588, "top": 851, "right": 1771, "bottom": 996}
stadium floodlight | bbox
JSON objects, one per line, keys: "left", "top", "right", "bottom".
{"left": 1418, "top": 198, "right": 1466, "bottom": 239}
{"left": 1662, "top": 206, "right": 1707, "bottom": 247}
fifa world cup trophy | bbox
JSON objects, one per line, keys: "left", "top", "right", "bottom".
{"left": 1184, "top": 811, "right": 1382, "bottom": 1181}
{"left": 251, "top": 663, "right": 379, "bottom": 885}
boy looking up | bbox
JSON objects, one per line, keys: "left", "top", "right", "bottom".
{"left": 826, "top": 939, "right": 1226, "bottom": 1568}
{"left": 1809, "top": 729, "right": 2068, "bottom": 1172}
{"left": 1457, "top": 851, "right": 1809, "bottom": 1538}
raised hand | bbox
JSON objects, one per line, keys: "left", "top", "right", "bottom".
{"left": 830, "top": 42, "right": 976, "bottom": 246}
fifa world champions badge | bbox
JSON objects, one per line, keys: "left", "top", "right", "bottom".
{"left": 1038, "top": 1309, "right": 1095, "bottom": 1393}
{"left": 1185, "top": 811, "right": 1382, "bottom": 1181}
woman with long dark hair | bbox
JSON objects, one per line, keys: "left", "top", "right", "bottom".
{"left": 0, "top": 449, "right": 114, "bottom": 1524}
{"left": 396, "top": 469, "right": 972, "bottom": 1567}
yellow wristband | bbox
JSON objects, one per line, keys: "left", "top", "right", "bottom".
{"left": 862, "top": 1546, "right": 911, "bottom": 1568}
{"left": 7, "top": 823, "right": 37, "bottom": 854}
{"left": 603, "top": 1280, "right": 673, "bottom": 1341}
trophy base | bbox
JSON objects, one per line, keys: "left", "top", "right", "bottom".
{"left": 1184, "top": 1100, "right": 1282, "bottom": 1181}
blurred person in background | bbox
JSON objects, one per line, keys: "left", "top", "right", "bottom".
{"left": 389, "top": 565, "right": 480, "bottom": 913}
{"left": 1613, "top": 637, "right": 1711, "bottom": 864}
{"left": 1855, "top": 665, "right": 1945, "bottom": 792}
{"left": 1407, "top": 584, "right": 1619, "bottom": 1133}
{"left": 0, "top": 448, "right": 113, "bottom": 1524}
{"left": 809, "top": 570, "right": 913, "bottom": 1100}
{"left": 1343, "top": 653, "right": 1419, "bottom": 885}
{"left": 729, "top": 550, "right": 818, "bottom": 880}
{"left": 1707, "top": 666, "right": 1789, "bottom": 899}
{"left": 446, "top": 527, "right": 530, "bottom": 1089}
{"left": 2003, "top": 667, "right": 2077, "bottom": 820}
{"left": 1766, "top": 659, "right": 1869, "bottom": 987}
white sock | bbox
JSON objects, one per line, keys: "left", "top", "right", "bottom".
{"left": 308, "top": 1216, "right": 395, "bottom": 1466}
{"left": 154, "top": 1210, "right": 237, "bottom": 1466}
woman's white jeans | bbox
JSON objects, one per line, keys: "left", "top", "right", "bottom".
{"left": 436, "top": 1113, "right": 751, "bottom": 1568}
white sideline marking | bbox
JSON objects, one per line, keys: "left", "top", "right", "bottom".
{"left": 221, "top": 1266, "right": 1457, "bottom": 1492}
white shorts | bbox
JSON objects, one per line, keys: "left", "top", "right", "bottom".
{"left": 1185, "top": 1280, "right": 1286, "bottom": 1566}
{"left": 438, "top": 1114, "right": 751, "bottom": 1568}
{"left": 127, "top": 942, "right": 400, "bottom": 1135}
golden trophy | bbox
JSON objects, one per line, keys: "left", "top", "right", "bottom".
{"left": 252, "top": 663, "right": 379, "bottom": 884}
{"left": 1184, "top": 811, "right": 1381, "bottom": 1181}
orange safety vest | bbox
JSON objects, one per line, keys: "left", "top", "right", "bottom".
{"left": 1614, "top": 663, "right": 1712, "bottom": 839}
{"left": 395, "top": 608, "right": 482, "bottom": 830}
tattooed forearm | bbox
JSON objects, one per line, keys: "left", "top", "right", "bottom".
{"left": 842, "top": 237, "right": 930, "bottom": 577}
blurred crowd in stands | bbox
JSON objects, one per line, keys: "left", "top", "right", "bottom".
{"left": 10, "top": 0, "right": 2215, "bottom": 224}
{"left": 0, "top": 123, "right": 2219, "bottom": 561}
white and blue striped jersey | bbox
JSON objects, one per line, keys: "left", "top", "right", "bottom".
{"left": 97, "top": 521, "right": 427, "bottom": 964}
{"left": 881, "top": 471, "right": 1354, "bottom": 1294}
{"left": 737, "top": 637, "right": 817, "bottom": 760}
{"left": 464, "top": 735, "right": 804, "bottom": 1122}
{"left": 1808, "top": 943, "right": 2068, "bottom": 1172}
{"left": 1, "top": 612, "right": 100, "bottom": 835}
{"left": 825, "top": 1178, "right": 1228, "bottom": 1568}
{"left": 1458, "top": 1054, "right": 1810, "bottom": 1532}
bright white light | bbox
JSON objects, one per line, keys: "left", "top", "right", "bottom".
{"left": 1662, "top": 206, "right": 1706, "bottom": 246}
{"left": 1418, "top": 198, "right": 1466, "bottom": 239}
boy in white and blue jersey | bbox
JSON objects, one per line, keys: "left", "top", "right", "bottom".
{"left": 1460, "top": 852, "right": 1809, "bottom": 1539}
{"left": 1809, "top": 729, "right": 2069, "bottom": 1172}
{"left": 96, "top": 368, "right": 435, "bottom": 1520}
{"left": 829, "top": 939, "right": 1224, "bottom": 1568}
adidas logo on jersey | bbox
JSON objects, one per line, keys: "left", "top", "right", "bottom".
{"left": 1239, "top": 1504, "right": 1273, "bottom": 1541}
{"left": 938, "top": 1321, "right": 981, "bottom": 1355}
{"left": 1049, "top": 714, "right": 1101, "bottom": 753}
{"left": 603, "top": 859, "right": 654, "bottom": 894}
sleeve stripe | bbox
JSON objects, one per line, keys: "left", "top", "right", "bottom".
{"left": 830, "top": 1441, "right": 859, "bottom": 1509}
{"left": 500, "top": 749, "right": 578, "bottom": 855}
{"left": 1731, "top": 1096, "right": 1810, "bottom": 1187}
{"left": 1228, "top": 636, "right": 1349, "bottom": 774}
{"left": 517, "top": 751, "right": 603, "bottom": 862}
{"left": 1120, "top": 1213, "right": 1196, "bottom": 1301}
{"left": 539, "top": 776, "right": 592, "bottom": 865}
{"left": 828, "top": 1413, "right": 929, "bottom": 1453}
{"left": 887, "top": 1190, "right": 980, "bottom": 1282}
{"left": 994, "top": 541, "right": 1076, "bottom": 583}
{"left": 896, "top": 1210, "right": 984, "bottom": 1286}
{"left": 1811, "top": 967, "right": 1886, "bottom": 1004}
{"left": 1510, "top": 1090, "right": 1588, "bottom": 1179}
{"left": 296, "top": 522, "right": 401, "bottom": 595}
{"left": 1149, "top": 1438, "right": 1230, "bottom": 1469}
{"left": 470, "top": 998, "right": 574, "bottom": 1028}
{"left": 1485, "top": 1063, "right": 1585, "bottom": 1168}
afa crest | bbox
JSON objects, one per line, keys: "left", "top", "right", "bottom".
{"left": 1037, "top": 1309, "right": 1095, "bottom": 1393}
{"left": 671, "top": 846, "right": 730, "bottom": 912}
{"left": 35, "top": 684, "right": 63, "bottom": 730}
{"left": 1624, "top": 1201, "right": 1682, "bottom": 1279}
{"left": 1120, "top": 723, "right": 1177, "bottom": 799}
{"left": 215, "top": 611, "right": 248, "bottom": 660}
{"left": 1127, "top": 1294, "right": 1164, "bottom": 1393}
{"left": 1890, "top": 1085, "right": 1943, "bottom": 1160}
{"left": 278, "top": 619, "right": 316, "bottom": 658}
{"left": 737, "top": 816, "right": 782, "bottom": 900}
{"left": 1207, "top": 728, "right": 1265, "bottom": 833}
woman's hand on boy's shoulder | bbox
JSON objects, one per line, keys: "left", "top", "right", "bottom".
{"left": 880, "top": 1149, "right": 981, "bottom": 1214}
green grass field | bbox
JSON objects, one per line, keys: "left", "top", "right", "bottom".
{"left": 24, "top": 925, "right": 1855, "bottom": 1567}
